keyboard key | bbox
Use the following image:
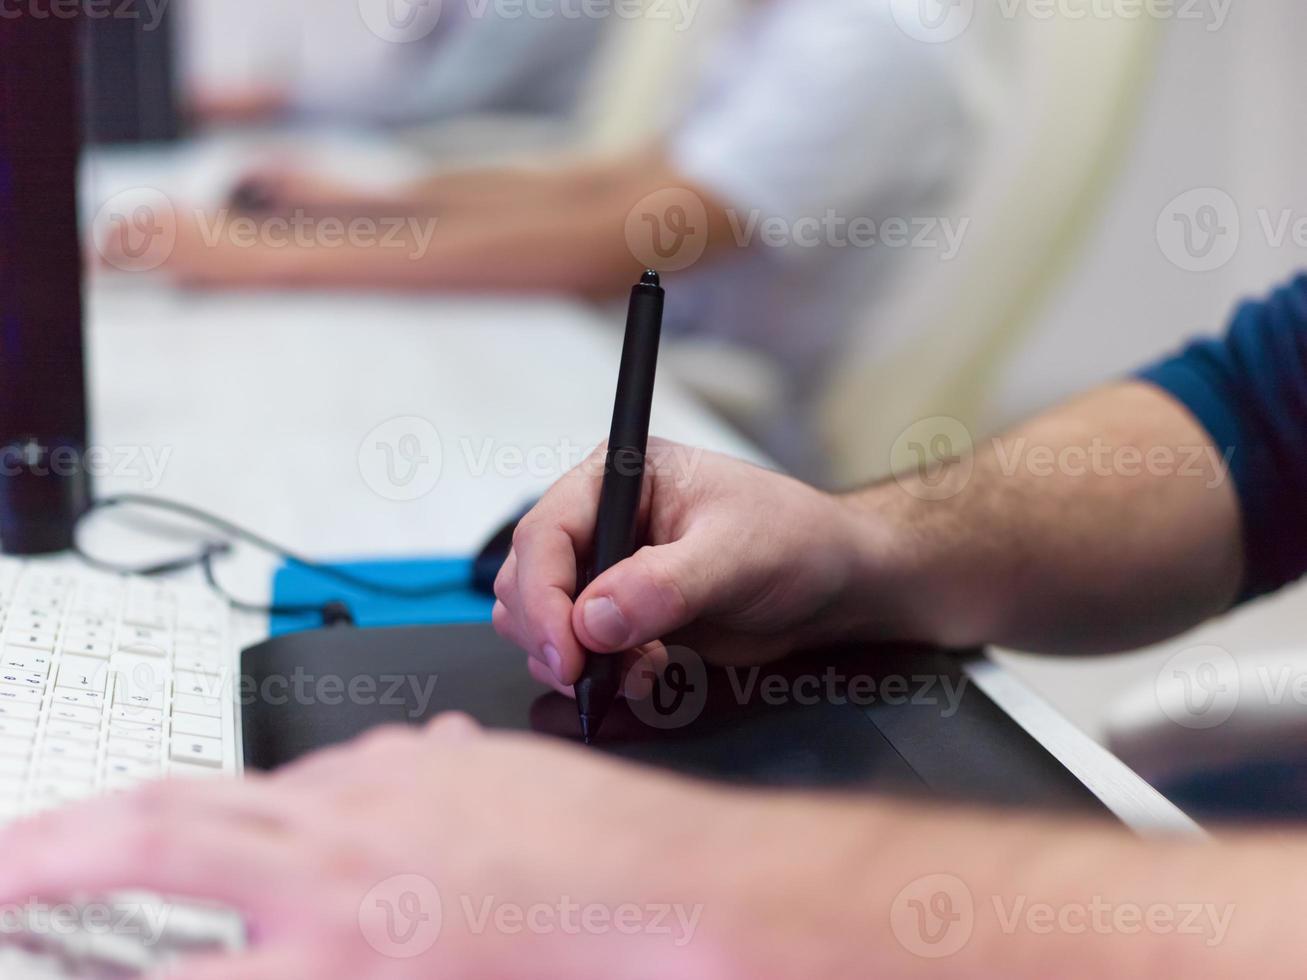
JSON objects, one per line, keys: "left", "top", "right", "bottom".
{"left": 7, "top": 613, "right": 58, "bottom": 636}
{"left": 0, "top": 670, "right": 45, "bottom": 691}
{"left": 173, "top": 693, "right": 223, "bottom": 719}
{"left": 113, "top": 674, "right": 164, "bottom": 713}
{"left": 112, "top": 705, "right": 163, "bottom": 727}
{"left": 170, "top": 736, "right": 223, "bottom": 768}
{"left": 41, "top": 739, "right": 97, "bottom": 763}
{"left": 57, "top": 656, "right": 111, "bottom": 694}
{"left": 0, "top": 734, "right": 33, "bottom": 758}
{"left": 61, "top": 635, "right": 113, "bottom": 660}
{"left": 109, "top": 720, "right": 163, "bottom": 746}
{"left": 170, "top": 760, "right": 231, "bottom": 780}
{"left": 45, "top": 720, "right": 100, "bottom": 744}
{"left": 0, "top": 717, "right": 38, "bottom": 740}
{"left": 31, "top": 777, "right": 94, "bottom": 805}
{"left": 5, "top": 633, "right": 54, "bottom": 653}
{"left": 175, "top": 653, "right": 222, "bottom": 674}
{"left": 118, "top": 625, "right": 173, "bottom": 657}
{"left": 174, "top": 670, "right": 224, "bottom": 699}
{"left": 106, "top": 756, "right": 160, "bottom": 781}
{"left": 2, "top": 650, "right": 51, "bottom": 674}
{"left": 0, "top": 685, "right": 43, "bottom": 707}
{"left": 123, "top": 607, "right": 171, "bottom": 631}
{"left": 52, "top": 690, "right": 108, "bottom": 712}
{"left": 34, "top": 758, "right": 96, "bottom": 785}
{"left": 171, "top": 713, "right": 222, "bottom": 739}
{"left": 66, "top": 614, "right": 111, "bottom": 633}
{"left": 0, "top": 701, "right": 41, "bottom": 721}
{"left": 107, "top": 738, "right": 162, "bottom": 764}
{"left": 48, "top": 703, "right": 103, "bottom": 726}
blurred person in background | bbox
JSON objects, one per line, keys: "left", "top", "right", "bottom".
{"left": 184, "top": 0, "right": 609, "bottom": 128}
{"left": 105, "top": 0, "right": 980, "bottom": 435}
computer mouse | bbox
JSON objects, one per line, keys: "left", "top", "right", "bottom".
{"left": 472, "top": 502, "right": 537, "bottom": 596}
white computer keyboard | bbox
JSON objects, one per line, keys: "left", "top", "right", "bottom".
{"left": 0, "top": 556, "right": 242, "bottom": 823}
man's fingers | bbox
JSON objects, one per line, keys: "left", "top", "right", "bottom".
{"left": 527, "top": 644, "right": 665, "bottom": 701}
{"left": 573, "top": 540, "right": 715, "bottom": 653}
{"left": 510, "top": 519, "right": 588, "bottom": 684}
{"left": 0, "top": 793, "right": 300, "bottom": 917}
{"left": 527, "top": 657, "right": 575, "bottom": 698}
{"left": 425, "top": 712, "right": 482, "bottom": 741}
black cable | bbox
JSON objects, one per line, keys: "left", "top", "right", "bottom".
{"left": 72, "top": 493, "right": 468, "bottom": 624}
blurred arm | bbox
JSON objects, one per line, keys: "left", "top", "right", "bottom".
{"left": 146, "top": 147, "right": 736, "bottom": 296}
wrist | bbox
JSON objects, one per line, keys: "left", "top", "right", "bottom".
{"left": 825, "top": 477, "right": 999, "bottom": 650}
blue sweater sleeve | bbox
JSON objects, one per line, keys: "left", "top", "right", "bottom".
{"left": 1137, "top": 273, "right": 1307, "bottom": 602}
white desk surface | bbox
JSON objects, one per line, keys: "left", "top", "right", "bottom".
{"left": 82, "top": 282, "right": 764, "bottom": 599}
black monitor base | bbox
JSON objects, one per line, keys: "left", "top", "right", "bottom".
{"left": 0, "top": 439, "right": 89, "bottom": 556}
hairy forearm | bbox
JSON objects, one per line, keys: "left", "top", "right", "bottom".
{"left": 710, "top": 795, "right": 1298, "bottom": 980}
{"left": 841, "top": 383, "right": 1244, "bottom": 654}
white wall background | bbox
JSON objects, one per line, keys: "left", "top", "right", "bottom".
{"left": 995, "top": 1, "right": 1307, "bottom": 423}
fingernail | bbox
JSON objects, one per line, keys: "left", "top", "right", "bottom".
{"left": 583, "top": 596, "right": 629, "bottom": 649}
{"left": 542, "top": 643, "right": 564, "bottom": 680}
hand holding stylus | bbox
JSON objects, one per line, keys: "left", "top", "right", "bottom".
{"left": 491, "top": 441, "right": 884, "bottom": 700}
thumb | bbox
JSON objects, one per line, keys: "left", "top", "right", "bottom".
{"left": 572, "top": 541, "right": 716, "bottom": 652}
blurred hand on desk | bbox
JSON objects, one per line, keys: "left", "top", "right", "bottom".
{"left": 92, "top": 148, "right": 736, "bottom": 299}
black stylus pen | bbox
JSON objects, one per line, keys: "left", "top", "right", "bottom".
{"left": 575, "top": 269, "right": 665, "bottom": 744}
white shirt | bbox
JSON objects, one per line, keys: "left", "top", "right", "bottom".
{"left": 182, "top": 0, "right": 607, "bottom": 125}
{"left": 290, "top": 4, "right": 609, "bottom": 124}
{"left": 665, "top": 0, "right": 979, "bottom": 394}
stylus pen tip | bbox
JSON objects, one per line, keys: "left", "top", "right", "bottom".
{"left": 579, "top": 715, "right": 597, "bottom": 745}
